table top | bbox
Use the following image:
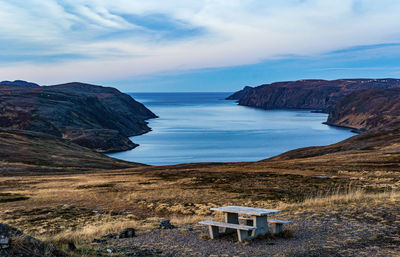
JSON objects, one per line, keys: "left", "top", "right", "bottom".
{"left": 210, "top": 206, "right": 281, "bottom": 216}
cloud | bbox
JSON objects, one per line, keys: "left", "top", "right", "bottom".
{"left": 0, "top": 0, "right": 400, "bottom": 84}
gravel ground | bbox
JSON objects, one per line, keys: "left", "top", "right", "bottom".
{"left": 97, "top": 212, "right": 399, "bottom": 256}
{"left": 87, "top": 200, "right": 400, "bottom": 256}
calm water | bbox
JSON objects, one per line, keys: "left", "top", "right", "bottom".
{"left": 107, "top": 92, "right": 354, "bottom": 165}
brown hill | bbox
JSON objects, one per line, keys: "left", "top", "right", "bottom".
{"left": 227, "top": 79, "right": 400, "bottom": 112}
{"left": 0, "top": 82, "right": 157, "bottom": 153}
{"left": 0, "top": 128, "right": 142, "bottom": 176}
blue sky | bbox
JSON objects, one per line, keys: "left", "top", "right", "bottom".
{"left": 1, "top": 1, "right": 400, "bottom": 92}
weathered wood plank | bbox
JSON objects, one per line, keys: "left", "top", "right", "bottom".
{"left": 211, "top": 206, "right": 281, "bottom": 216}
{"left": 268, "top": 219, "right": 293, "bottom": 224}
{"left": 199, "top": 220, "right": 256, "bottom": 231}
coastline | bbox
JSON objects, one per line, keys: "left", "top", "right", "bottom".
{"left": 106, "top": 93, "right": 355, "bottom": 165}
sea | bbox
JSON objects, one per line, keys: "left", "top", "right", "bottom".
{"left": 107, "top": 92, "right": 354, "bottom": 165}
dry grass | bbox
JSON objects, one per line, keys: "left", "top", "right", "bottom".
{"left": 43, "top": 214, "right": 210, "bottom": 246}
{"left": 0, "top": 164, "right": 398, "bottom": 255}
{"left": 44, "top": 216, "right": 140, "bottom": 245}
{"left": 9, "top": 234, "right": 28, "bottom": 250}
{"left": 278, "top": 186, "right": 400, "bottom": 210}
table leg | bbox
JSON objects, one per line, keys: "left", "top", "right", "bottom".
{"left": 272, "top": 223, "right": 283, "bottom": 235}
{"left": 237, "top": 229, "right": 249, "bottom": 242}
{"left": 252, "top": 215, "right": 269, "bottom": 237}
{"left": 208, "top": 225, "right": 219, "bottom": 239}
{"left": 223, "top": 212, "right": 239, "bottom": 233}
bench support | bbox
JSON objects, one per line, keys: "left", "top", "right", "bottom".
{"left": 237, "top": 229, "right": 250, "bottom": 242}
{"left": 253, "top": 216, "right": 269, "bottom": 237}
{"left": 208, "top": 225, "right": 219, "bottom": 239}
{"left": 224, "top": 212, "right": 239, "bottom": 233}
{"left": 268, "top": 219, "right": 293, "bottom": 235}
{"left": 199, "top": 220, "right": 256, "bottom": 242}
{"left": 239, "top": 216, "right": 254, "bottom": 226}
{"left": 271, "top": 223, "right": 283, "bottom": 235}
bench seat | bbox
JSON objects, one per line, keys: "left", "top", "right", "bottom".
{"left": 268, "top": 219, "right": 293, "bottom": 234}
{"left": 199, "top": 220, "right": 256, "bottom": 231}
{"left": 239, "top": 217, "right": 293, "bottom": 235}
{"left": 268, "top": 219, "right": 293, "bottom": 224}
{"left": 199, "top": 220, "right": 256, "bottom": 242}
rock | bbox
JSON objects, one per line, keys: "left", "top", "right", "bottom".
{"left": 0, "top": 223, "right": 69, "bottom": 256}
{"left": 92, "top": 210, "right": 102, "bottom": 216}
{"left": 92, "top": 238, "right": 106, "bottom": 243}
{"left": 106, "top": 248, "right": 112, "bottom": 253}
{"left": 119, "top": 228, "right": 136, "bottom": 238}
{"left": 102, "top": 233, "right": 119, "bottom": 239}
{"left": 67, "top": 242, "right": 76, "bottom": 251}
{"left": 159, "top": 220, "right": 176, "bottom": 229}
{"left": 0, "top": 235, "right": 10, "bottom": 249}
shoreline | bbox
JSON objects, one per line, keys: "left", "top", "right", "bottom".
{"left": 105, "top": 97, "right": 355, "bottom": 166}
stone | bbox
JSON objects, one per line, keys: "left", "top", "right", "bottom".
{"left": 159, "top": 220, "right": 175, "bottom": 229}
{"left": 67, "top": 242, "right": 76, "bottom": 251}
{"left": 0, "top": 235, "right": 10, "bottom": 249}
{"left": 102, "top": 233, "right": 118, "bottom": 239}
{"left": 92, "top": 238, "right": 106, "bottom": 243}
{"left": 119, "top": 228, "right": 136, "bottom": 238}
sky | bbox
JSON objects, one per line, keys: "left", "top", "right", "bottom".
{"left": 1, "top": 0, "right": 400, "bottom": 92}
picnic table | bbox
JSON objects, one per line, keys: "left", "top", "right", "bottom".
{"left": 199, "top": 206, "right": 292, "bottom": 242}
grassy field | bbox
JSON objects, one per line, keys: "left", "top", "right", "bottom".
{"left": 0, "top": 160, "right": 399, "bottom": 256}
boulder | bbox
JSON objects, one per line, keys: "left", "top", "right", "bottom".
{"left": 159, "top": 220, "right": 175, "bottom": 229}
{"left": 0, "top": 235, "right": 10, "bottom": 249}
{"left": 119, "top": 228, "right": 136, "bottom": 238}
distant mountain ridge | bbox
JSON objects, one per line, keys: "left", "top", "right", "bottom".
{"left": 227, "top": 79, "right": 400, "bottom": 112}
{"left": 0, "top": 81, "right": 157, "bottom": 153}
{"left": 0, "top": 80, "right": 40, "bottom": 87}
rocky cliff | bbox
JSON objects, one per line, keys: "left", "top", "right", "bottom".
{"left": 228, "top": 79, "right": 400, "bottom": 112}
{"left": 226, "top": 86, "right": 253, "bottom": 100}
{"left": 325, "top": 88, "right": 400, "bottom": 132}
{"left": 0, "top": 82, "right": 157, "bottom": 152}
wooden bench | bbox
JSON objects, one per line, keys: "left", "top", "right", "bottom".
{"left": 199, "top": 220, "right": 256, "bottom": 242}
{"left": 239, "top": 217, "right": 293, "bottom": 235}
{"left": 268, "top": 219, "right": 293, "bottom": 234}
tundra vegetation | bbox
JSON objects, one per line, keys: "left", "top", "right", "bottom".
{"left": 0, "top": 160, "right": 399, "bottom": 256}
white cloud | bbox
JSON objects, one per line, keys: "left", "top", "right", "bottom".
{"left": 0, "top": 0, "right": 400, "bottom": 84}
